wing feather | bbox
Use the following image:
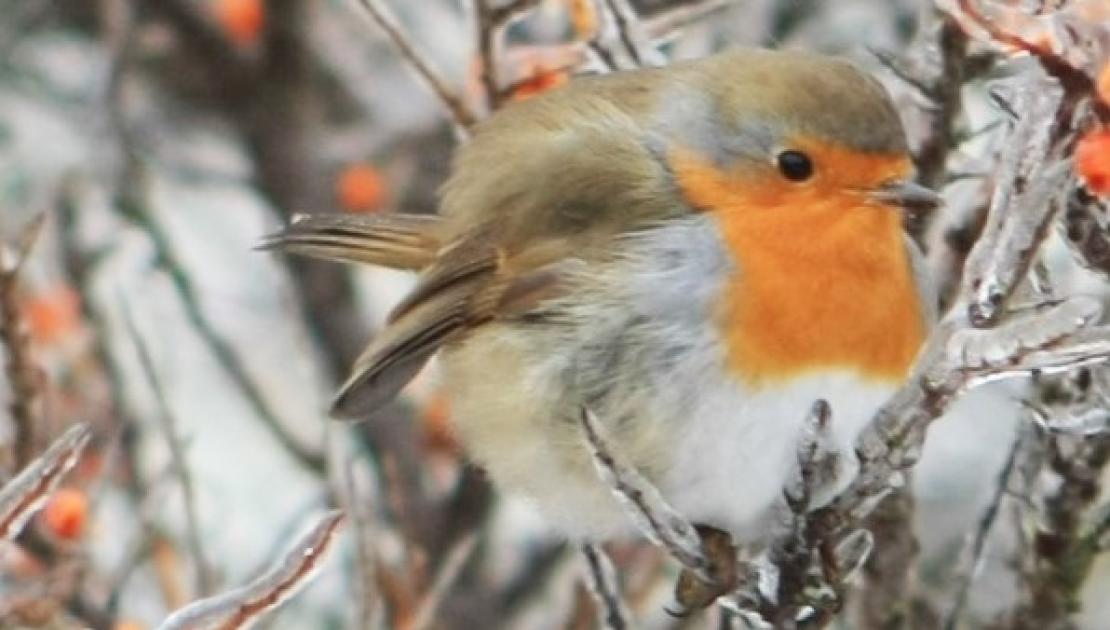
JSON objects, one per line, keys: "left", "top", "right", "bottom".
{"left": 257, "top": 213, "right": 441, "bottom": 270}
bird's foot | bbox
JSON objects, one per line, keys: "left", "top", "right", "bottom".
{"left": 669, "top": 525, "right": 738, "bottom": 616}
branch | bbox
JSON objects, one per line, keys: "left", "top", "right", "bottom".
{"left": 407, "top": 531, "right": 479, "bottom": 630}
{"left": 475, "top": 0, "right": 543, "bottom": 109}
{"left": 1063, "top": 186, "right": 1110, "bottom": 278}
{"left": 580, "top": 543, "right": 632, "bottom": 630}
{"left": 114, "top": 171, "right": 327, "bottom": 475}
{"left": 120, "top": 299, "right": 215, "bottom": 597}
{"left": 960, "top": 89, "right": 1070, "bottom": 327}
{"left": 578, "top": 407, "right": 711, "bottom": 582}
{"left": 354, "top": 0, "right": 479, "bottom": 131}
{"left": 0, "top": 423, "right": 91, "bottom": 541}
{"left": 589, "top": 0, "right": 664, "bottom": 70}
{"left": 942, "top": 429, "right": 1026, "bottom": 630}
{"left": 949, "top": 0, "right": 1109, "bottom": 120}
{"left": 0, "top": 213, "right": 47, "bottom": 469}
{"left": 156, "top": 510, "right": 345, "bottom": 630}
{"left": 642, "top": 0, "right": 734, "bottom": 41}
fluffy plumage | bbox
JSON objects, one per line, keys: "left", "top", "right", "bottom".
{"left": 262, "top": 48, "right": 937, "bottom": 541}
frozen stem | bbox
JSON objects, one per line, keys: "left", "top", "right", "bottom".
{"left": 578, "top": 406, "right": 712, "bottom": 582}
{"left": 407, "top": 531, "right": 478, "bottom": 630}
{"left": 0, "top": 213, "right": 47, "bottom": 469}
{"left": 0, "top": 423, "right": 91, "bottom": 540}
{"left": 121, "top": 299, "right": 215, "bottom": 597}
{"left": 156, "top": 510, "right": 345, "bottom": 630}
{"left": 580, "top": 543, "right": 632, "bottom": 630}
{"left": 355, "top": 0, "right": 479, "bottom": 131}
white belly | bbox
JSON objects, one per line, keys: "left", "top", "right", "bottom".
{"left": 440, "top": 217, "right": 900, "bottom": 541}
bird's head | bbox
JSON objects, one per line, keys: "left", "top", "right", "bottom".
{"left": 659, "top": 49, "right": 940, "bottom": 227}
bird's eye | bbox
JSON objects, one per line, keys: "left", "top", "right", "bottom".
{"left": 776, "top": 150, "right": 814, "bottom": 182}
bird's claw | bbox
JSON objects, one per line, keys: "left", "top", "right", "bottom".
{"left": 671, "top": 525, "right": 738, "bottom": 612}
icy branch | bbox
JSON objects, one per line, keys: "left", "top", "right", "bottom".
{"left": 578, "top": 407, "right": 711, "bottom": 582}
{"left": 960, "top": 87, "right": 1071, "bottom": 327}
{"left": 0, "top": 423, "right": 91, "bottom": 540}
{"left": 1, "top": 213, "right": 47, "bottom": 469}
{"left": 407, "top": 532, "right": 479, "bottom": 630}
{"left": 580, "top": 543, "right": 632, "bottom": 630}
{"left": 156, "top": 511, "right": 345, "bottom": 630}
{"left": 355, "top": 0, "right": 478, "bottom": 131}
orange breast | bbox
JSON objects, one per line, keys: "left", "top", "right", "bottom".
{"left": 670, "top": 147, "right": 927, "bottom": 387}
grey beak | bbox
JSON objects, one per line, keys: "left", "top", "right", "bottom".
{"left": 868, "top": 180, "right": 943, "bottom": 213}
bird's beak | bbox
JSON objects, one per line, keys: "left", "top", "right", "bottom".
{"left": 867, "top": 180, "right": 943, "bottom": 213}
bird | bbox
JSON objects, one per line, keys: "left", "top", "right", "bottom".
{"left": 260, "top": 48, "right": 938, "bottom": 549}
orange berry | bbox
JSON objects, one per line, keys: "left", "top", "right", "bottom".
{"left": 214, "top": 0, "right": 264, "bottom": 46}
{"left": 1077, "top": 128, "right": 1110, "bottom": 198}
{"left": 511, "top": 67, "right": 569, "bottom": 102}
{"left": 40, "top": 488, "right": 88, "bottom": 540}
{"left": 337, "top": 163, "right": 388, "bottom": 213}
{"left": 24, "top": 285, "right": 81, "bottom": 345}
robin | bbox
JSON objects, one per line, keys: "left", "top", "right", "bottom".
{"left": 261, "top": 48, "right": 938, "bottom": 548}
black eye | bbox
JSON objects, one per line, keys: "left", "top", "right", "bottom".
{"left": 776, "top": 150, "right": 814, "bottom": 182}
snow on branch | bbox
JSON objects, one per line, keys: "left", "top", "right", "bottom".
{"left": 155, "top": 511, "right": 345, "bottom": 630}
{"left": 578, "top": 407, "right": 712, "bottom": 582}
{"left": 0, "top": 423, "right": 91, "bottom": 541}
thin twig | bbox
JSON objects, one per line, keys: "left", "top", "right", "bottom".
{"left": 578, "top": 407, "right": 711, "bottom": 582}
{"left": 580, "top": 543, "right": 632, "bottom": 630}
{"left": 114, "top": 170, "right": 327, "bottom": 475}
{"left": 475, "top": 0, "right": 543, "bottom": 109}
{"left": 0, "top": 213, "right": 47, "bottom": 470}
{"left": 355, "top": 0, "right": 478, "bottom": 131}
{"left": 407, "top": 531, "right": 479, "bottom": 630}
{"left": 156, "top": 511, "right": 345, "bottom": 630}
{"left": 642, "top": 0, "right": 733, "bottom": 40}
{"left": 120, "top": 299, "right": 215, "bottom": 597}
{"left": 343, "top": 460, "right": 384, "bottom": 630}
{"left": 942, "top": 429, "right": 1025, "bottom": 630}
{"left": 600, "top": 0, "right": 645, "bottom": 67}
{"left": 0, "top": 423, "right": 91, "bottom": 541}
{"left": 950, "top": 0, "right": 1109, "bottom": 120}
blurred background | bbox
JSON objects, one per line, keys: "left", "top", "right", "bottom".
{"left": 0, "top": 1, "right": 1108, "bottom": 628}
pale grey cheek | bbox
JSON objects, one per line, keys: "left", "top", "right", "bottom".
{"left": 538, "top": 217, "right": 738, "bottom": 424}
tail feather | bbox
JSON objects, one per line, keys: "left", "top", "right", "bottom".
{"left": 257, "top": 213, "right": 441, "bottom": 270}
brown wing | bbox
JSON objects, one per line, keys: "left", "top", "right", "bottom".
{"left": 330, "top": 236, "right": 572, "bottom": 419}
{"left": 257, "top": 213, "right": 442, "bottom": 270}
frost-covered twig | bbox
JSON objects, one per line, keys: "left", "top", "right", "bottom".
{"left": 408, "top": 531, "right": 479, "bottom": 630}
{"left": 0, "top": 423, "right": 91, "bottom": 540}
{"left": 586, "top": 0, "right": 666, "bottom": 71}
{"left": 114, "top": 172, "right": 326, "bottom": 475}
{"left": 949, "top": 0, "right": 1110, "bottom": 119}
{"left": 1063, "top": 186, "right": 1110, "bottom": 278}
{"left": 121, "top": 299, "right": 214, "bottom": 597}
{"left": 355, "top": 0, "right": 478, "bottom": 131}
{"left": 641, "top": 0, "right": 733, "bottom": 41}
{"left": 872, "top": 11, "right": 994, "bottom": 242}
{"left": 580, "top": 543, "right": 632, "bottom": 630}
{"left": 960, "top": 87, "right": 1071, "bottom": 327}
{"left": 156, "top": 511, "right": 345, "bottom": 630}
{"left": 578, "top": 407, "right": 711, "bottom": 582}
{"left": 475, "top": 0, "right": 543, "bottom": 109}
{"left": 802, "top": 26, "right": 1109, "bottom": 623}
{"left": 342, "top": 462, "right": 385, "bottom": 630}
{"left": 1, "top": 213, "right": 47, "bottom": 469}
{"left": 942, "top": 429, "right": 1025, "bottom": 630}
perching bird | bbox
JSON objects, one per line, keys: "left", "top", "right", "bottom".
{"left": 261, "top": 48, "right": 938, "bottom": 545}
